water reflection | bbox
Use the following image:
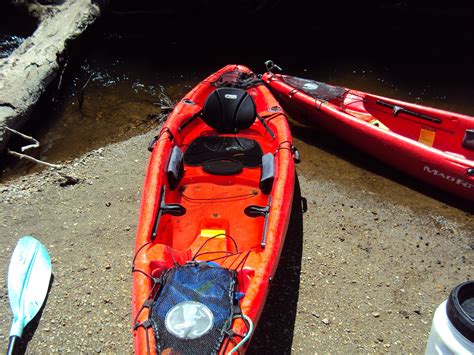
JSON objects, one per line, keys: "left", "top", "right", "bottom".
{"left": 0, "top": 35, "right": 25, "bottom": 58}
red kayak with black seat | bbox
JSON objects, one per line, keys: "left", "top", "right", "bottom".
{"left": 262, "top": 65, "right": 474, "bottom": 201}
{"left": 132, "top": 65, "right": 297, "bottom": 354}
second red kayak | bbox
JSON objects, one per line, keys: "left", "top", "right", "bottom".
{"left": 263, "top": 70, "right": 474, "bottom": 201}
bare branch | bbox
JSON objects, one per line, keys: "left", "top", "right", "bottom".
{"left": 151, "top": 88, "right": 176, "bottom": 123}
{"left": 4, "top": 127, "right": 40, "bottom": 152}
{"left": 7, "top": 149, "right": 63, "bottom": 169}
{"left": 53, "top": 58, "right": 69, "bottom": 103}
{"left": 79, "top": 74, "right": 93, "bottom": 116}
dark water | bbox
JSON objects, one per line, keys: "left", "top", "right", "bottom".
{"left": 1, "top": 2, "right": 473, "bottom": 210}
{"left": 0, "top": 2, "right": 37, "bottom": 58}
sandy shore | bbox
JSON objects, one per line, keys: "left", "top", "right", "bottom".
{"left": 0, "top": 129, "right": 472, "bottom": 353}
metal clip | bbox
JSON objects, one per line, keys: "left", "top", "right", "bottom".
{"left": 264, "top": 60, "right": 283, "bottom": 74}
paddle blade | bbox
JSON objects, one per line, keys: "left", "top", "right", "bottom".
{"left": 7, "top": 236, "right": 52, "bottom": 338}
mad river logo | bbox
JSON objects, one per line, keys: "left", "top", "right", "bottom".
{"left": 423, "top": 166, "right": 473, "bottom": 189}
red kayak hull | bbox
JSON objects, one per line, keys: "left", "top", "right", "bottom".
{"left": 263, "top": 72, "right": 474, "bottom": 201}
{"left": 132, "top": 65, "right": 295, "bottom": 354}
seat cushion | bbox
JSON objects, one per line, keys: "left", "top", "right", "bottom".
{"left": 184, "top": 136, "right": 263, "bottom": 169}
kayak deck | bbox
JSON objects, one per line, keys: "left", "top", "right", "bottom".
{"left": 156, "top": 180, "right": 266, "bottom": 253}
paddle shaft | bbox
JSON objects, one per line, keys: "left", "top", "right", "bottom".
{"left": 7, "top": 335, "right": 20, "bottom": 355}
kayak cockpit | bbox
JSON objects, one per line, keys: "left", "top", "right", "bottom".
{"left": 148, "top": 86, "right": 276, "bottom": 264}
{"left": 342, "top": 92, "right": 474, "bottom": 159}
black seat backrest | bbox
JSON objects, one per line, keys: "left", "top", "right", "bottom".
{"left": 202, "top": 88, "right": 256, "bottom": 133}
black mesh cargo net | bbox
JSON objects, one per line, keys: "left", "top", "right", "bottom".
{"left": 281, "top": 75, "right": 347, "bottom": 101}
{"left": 211, "top": 69, "right": 263, "bottom": 89}
{"left": 132, "top": 237, "right": 254, "bottom": 354}
{"left": 184, "top": 136, "right": 263, "bottom": 168}
{"left": 150, "top": 263, "right": 238, "bottom": 354}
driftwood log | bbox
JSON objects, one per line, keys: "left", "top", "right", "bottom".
{"left": 0, "top": 0, "right": 102, "bottom": 155}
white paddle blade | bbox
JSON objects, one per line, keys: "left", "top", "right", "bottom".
{"left": 7, "top": 236, "right": 52, "bottom": 338}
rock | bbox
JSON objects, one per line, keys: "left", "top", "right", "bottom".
{"left": 322, "top": 318, "right": 330, "bottom": 325}
{"left": 372, "top": 312, "right": 381, "bottom": 318}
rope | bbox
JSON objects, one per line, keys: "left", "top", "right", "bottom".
{"left": 228, "top": 314, "right": 254, "bottom": 354}
{"left": 192, "top": 233, "right": 239, "bottom": 260}
{"left": 132, "top": 241, "right": 152, "bottom": 266}
{"left": 234, "top": 250, "right": 251, "bottom": 271}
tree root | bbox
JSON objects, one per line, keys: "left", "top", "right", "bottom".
{"left": 7, "top": 149, "right": 63, "bottom": 169}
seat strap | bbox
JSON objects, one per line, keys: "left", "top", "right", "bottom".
{"left": 256, "top": 113, "right": 275, "bottom": 139}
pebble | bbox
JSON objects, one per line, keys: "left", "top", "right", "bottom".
{"left": 372, "top": 312, "right": 381, "bottom": 318}
{"left": 322, "top": 318, "right": 330, "bottom": 325}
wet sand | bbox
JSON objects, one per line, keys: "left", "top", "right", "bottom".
{"left": 0, "top": 126, "right": 472, "bottom": 353}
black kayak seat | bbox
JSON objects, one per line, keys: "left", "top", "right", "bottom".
{"left": 201, "top": 88, "right": 256, "bottom": 133}
{"left": 203, "top": 159, "right": 244, "bottom": 175}
{"left": 184, "top": 136, "right": 263, "bottom": 170}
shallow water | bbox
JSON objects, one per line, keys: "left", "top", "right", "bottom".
{"left": 1, "top": 3, "right": 473, "bottom": 217}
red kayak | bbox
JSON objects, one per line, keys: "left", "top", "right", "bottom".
{"left": 263, "top": 69, "right": 474, "bottom": 201}
{"left": 132, "top": 65, "right": 297, "bottom": 354}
